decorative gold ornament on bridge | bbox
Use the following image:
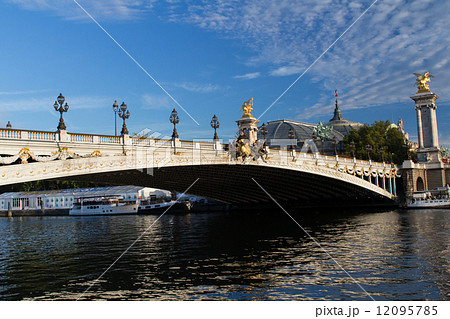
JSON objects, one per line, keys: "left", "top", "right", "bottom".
{"left": 413, "top": 72, "right": 434, "bottom": 93}
{"left": 240, "top": 98, "right": 254, "bottom": 117}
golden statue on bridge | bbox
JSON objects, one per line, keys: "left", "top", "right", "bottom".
{"left": 413, "top": 72, "right": 434, "bottom": 93}
{"left": 240, "top": 98, "right": 254, "bottom": 117}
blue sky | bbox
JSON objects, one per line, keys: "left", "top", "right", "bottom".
{"left": 1, "top": 0, "right": 449, "bottom": 145}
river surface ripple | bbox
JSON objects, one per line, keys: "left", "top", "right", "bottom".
{"left": 0, "top": 208, "right": 448, "bottom": 300}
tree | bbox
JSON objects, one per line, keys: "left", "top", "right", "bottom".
{"left": 343, "top": 120, "right": 412, "bottom": 165}
{"left": 4, "top": 180, "right": 103, "bottom": 193}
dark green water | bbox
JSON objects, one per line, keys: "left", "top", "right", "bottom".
{"left": 0, "top": 208, "right": 448, "bottom": 300}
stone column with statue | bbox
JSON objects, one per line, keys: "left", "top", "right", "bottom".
{"left": 411, "top": 72, "right": 440, "bottom": 163}
{"left": 236, "top": 98, "right": 260, "bottom": 145}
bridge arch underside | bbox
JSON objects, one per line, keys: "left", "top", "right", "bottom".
{"left": 69, "top": 164, "right": 394, "bottom": 207}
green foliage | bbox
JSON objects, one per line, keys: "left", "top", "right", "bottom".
{"left": 343, "top": 120, "right": 412, "bottom": 164}
{"left": 5, "top": 180, "right": 102, "bottom": 193}
{"left": 440, "top": 146, "right": 450, "bottom": 157}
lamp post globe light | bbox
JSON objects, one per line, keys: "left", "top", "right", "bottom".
{"left": 332, "top": 136, "right": 337, "bottom": 156}
{"left": 260, "top": 123, "right": 268, "bottom": 141}
{"left": 118, "top": 102, "right": 130, "bottom": 135}
{"left": 170, "top": 108, "right": 179, "bottom": 139}
{"left": 210, "top": 114, "right": 220, "bottom": 140}
{"left": 349, "top": 140, "right": 356, "bottom": 158}
{"left": 365, "top": 144, "right": 373, "bottom": 161}
{"left": 113, "top": 100, "right": 119, "bottom": 136}
{"left": 288, "top": 127, "right": 295, "bottom": 150}
{"left": 53, "top": 93, "right": 69, "bottom": 131}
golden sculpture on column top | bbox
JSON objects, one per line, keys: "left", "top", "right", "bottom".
{"left": 240, "top": 98, "right": 254, "bottom": 117}
{"left": 413, "top": 72, "right": 434, "bottom": 93}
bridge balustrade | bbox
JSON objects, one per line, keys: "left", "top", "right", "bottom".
{"left": 0, "top": 129, "right": 22, "bottom": 139}
{"left": 0, "top": 128, "right": 398, "bottom": 198}
{"left": 70, "top": 133, "right": 94, "bottom": 143}
{"left": 99, "top": 136, "right": 121, "bottom": 144}
{"left": 29, "top": 131, "right": 56, "bottom": 141}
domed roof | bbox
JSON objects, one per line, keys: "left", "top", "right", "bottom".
{"left": 324, "top": 99, "right": 364, "bottom": 135}
{"left": 258, "top": 120, "right": 345, "bottom": 142}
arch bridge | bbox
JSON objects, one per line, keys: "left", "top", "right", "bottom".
{"left": 0, "top": 128, "right": 399, "bottom": 206}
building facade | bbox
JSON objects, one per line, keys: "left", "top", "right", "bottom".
{"left": 0, "top": 186, "right": 170, "bottom": 212}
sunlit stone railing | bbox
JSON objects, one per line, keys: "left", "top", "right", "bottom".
{"left": 0, "top": 129, "right": 22, "bottom": 139}
{"left": 29, "top": 131, "right": 56, "bottom": 141}
{"left": 0, "top": 127, "right": 398, "bottom": 198}
{"left": 99, "top": 135, "right": 121, "bottom": 144}
{"left": 70, "top": 133, "right": 94, "bottom": 143}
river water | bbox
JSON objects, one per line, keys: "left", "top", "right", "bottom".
{"left": 0, "top": 208, "right": 448, "bottom": 301}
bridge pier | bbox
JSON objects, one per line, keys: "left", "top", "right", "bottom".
{"left": 7, "top": 202, "right": 12, "bottom": 217}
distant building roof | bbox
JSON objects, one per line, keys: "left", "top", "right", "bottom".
{"left": 259, "top": 119, "right": 345, "bottom": 143}
{"left": 0, "top": 186, "right": 146, "bottom": 199}
{"left": 324, "top": 99, "right": 364, "bottom": 135}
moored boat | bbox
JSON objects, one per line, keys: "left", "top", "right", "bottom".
{"left": 69, "top": 196, "right": 138, "bottom": 216}
{"left": 405, "top": 186, "right": 450, "bottom": 209}
{"left": 138, "top": 199, "right": 191, "bottom": 214}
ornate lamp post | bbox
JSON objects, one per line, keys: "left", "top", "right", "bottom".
{"left": 53, "top": 93, "right": 69, "bottom": 131}
{"left": 118, "top": 102, "right": 130, "bottom": 135}
{"left": 312, "top": 131, "right": 317, "bottom": 154}
{"left": 349, "top": 140, "right": 356, "bottom": 158}
{"left": 170, "top": 108, "right": 179, "bottom": 139}
{"left": 210, "top": 114, "right": 219, "bottom": 140}
{"left": 260, "top": 123, "right": 268, "bottom": 141}
{"left": 380, "top": 146, "right": 387, "bottom": 163}
{"left": 365, "top": 144, "right": 373, "bottom": 161}
{"left": 332, "top": 136, "right": 337, "bottom": 156}
{"left": 288, "top": 127, "right": 295, "bottom": 150}
{"left": 170, "top": 108, "right": 180, "bottom": 154}
{"left": 113, "top": 100, "right": 119, "bottom": 136}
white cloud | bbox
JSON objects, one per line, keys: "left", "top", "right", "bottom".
{"left": 0, "top": 94, "right": 111, "bottom": 111}
{"left": 5, "top": 0, "right": 155, "bottom": 20}
{"left": 0, "top": 89, "right": 51, "bottom": 96}
{"left": 233, "top": 72, "right": 260, "bottom": 80}
{"left": 9, "top": 0, "right": 450, "bottom": 122}
{"left": 270, "top": 66, "right": 303, "bottom": 77}
{"left": 171, "top": 82, "right": 220, "bottom": 93}
{"left": 141, "top": 93, "right": 172, "bottom": 110}
{"left": 169, "top": 0, "right": 450, "bottom": 119}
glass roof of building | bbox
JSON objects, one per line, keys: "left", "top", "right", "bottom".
{"left": 258, "top": 120, "right": 345, "bottom": 142}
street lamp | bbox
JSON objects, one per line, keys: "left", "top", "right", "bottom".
{"left": 365, "top": 144, "right": 373, "bottom": 161}
{"left": 380, "top": 146, "right": 387, "bottom": 162}
{"left": 312, "top": 131, "right": 318, "bottom": 154}
{"left": 332, "top": 136, "right": 337, "bottom": 156}
{"left": 349, "top": 140, "right": 355, "bottom": 158}
{"left": 170, "top": 108, "right": 179, "bottom": 139}
{"left": 288, "top": 127, "right": 295, "bottom": 150}
{"left": 118, "top": 102, "right": 130, "bottom": 135}
{"left": 210, "top": 114, "right": 219, "bottom": 140}
{"left": 260, "top": 123, "right": 268, "bottom": 141}
{"left": 53, "top": 93, "right": 69, "bottom": 131}
{"left": 113, "top": 100, "right": 119, "bottom": 136}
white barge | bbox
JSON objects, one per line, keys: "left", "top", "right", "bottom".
{"left": 70, "top": 196, "right": 138, "bottom": 216}
{"left": 405, "top": 186, "right": 450, "bottom": 209}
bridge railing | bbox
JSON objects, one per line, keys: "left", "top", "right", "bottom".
{"left": 0, "top": 128, "right": 122, "bottom": 145}
{"left": 272, "top": 148, "right": 391, "bottom": 170}
{"left": 0, "top": 127, "right": 393, "bottom": 171}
